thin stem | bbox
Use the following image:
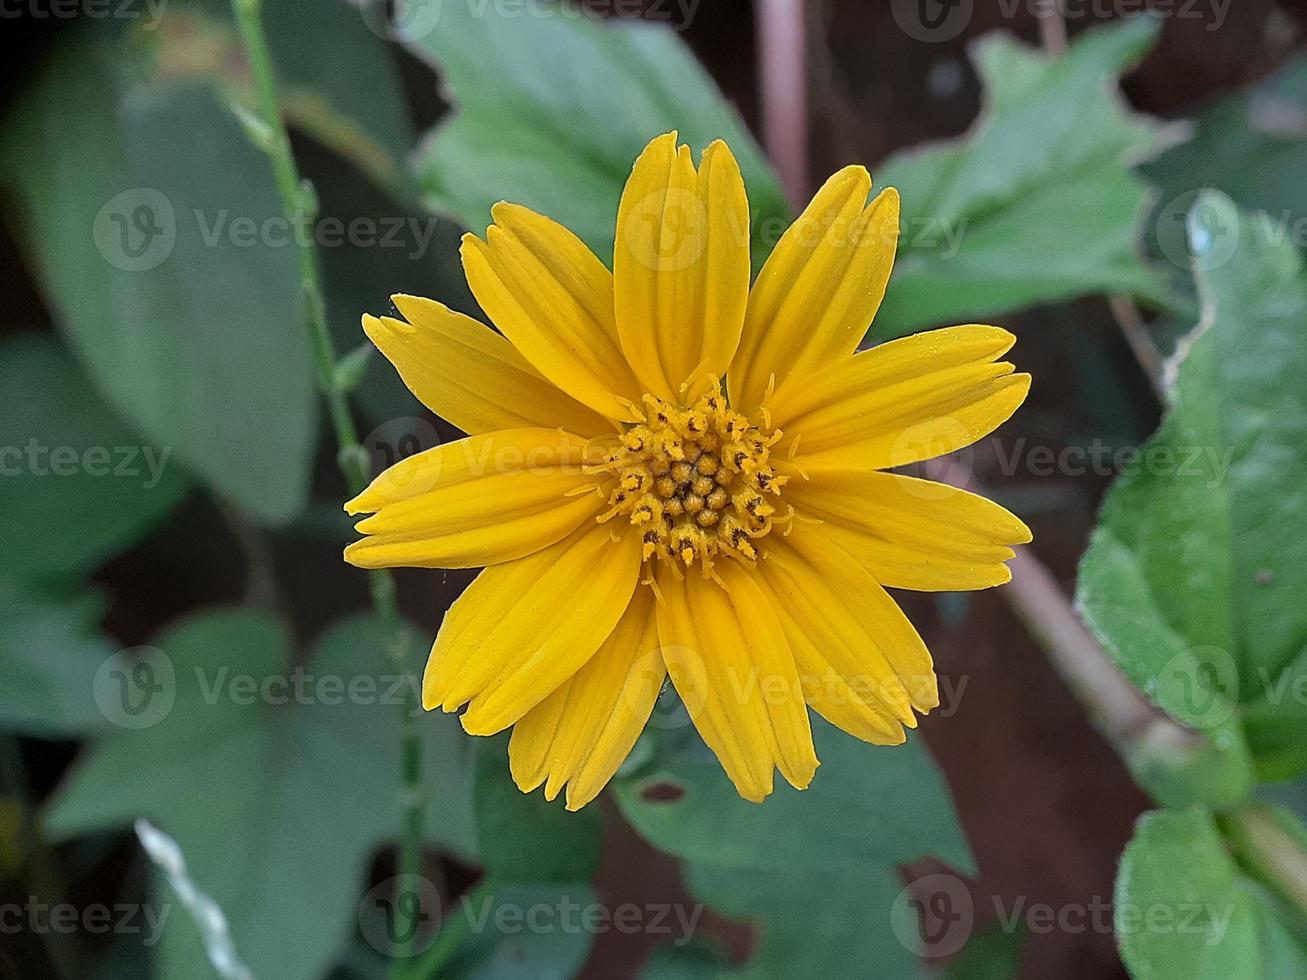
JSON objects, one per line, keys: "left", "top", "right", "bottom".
{"left": 1036, "top": 0, "right": 1068, "bottom": 55}
{"left": 1223, "top": 805, "right": 1307, "bottom": 922}
{"left": 400, "top": 877, "right": 499, "bottom": 980}
{"left": 229, "top": 0, "right": 426, "bottom": 969}
{"left": 925, "top": 457, "right": 1198, "bottom": 759}
{"left": 1109, "top": 294, "right": 1167, "bottom": 400}
{"left": 756, "top": 0, "right": 810, "bottom": 208}
{"left": 1, "top": 739, "right": 81, "bottom": 978}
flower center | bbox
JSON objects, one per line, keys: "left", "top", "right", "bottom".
{"left": 595, "top": 384, "right": 789, "bottom": 573}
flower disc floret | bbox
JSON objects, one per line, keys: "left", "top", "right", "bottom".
{"left": 594, "top": 384, "right": 789, "bottom": 572}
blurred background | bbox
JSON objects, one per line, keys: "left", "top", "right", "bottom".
{"left": 2, "top": 1, "right": 1307, "bottom": 978}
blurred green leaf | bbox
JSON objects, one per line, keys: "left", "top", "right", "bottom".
{"left": 407, "top": 2, "right": 788, "bottom": 266}
{"left": 472, "top": 737, "right": 602, "bottom": 884}
{"left": 0, "top": 583, "right": 113, "bottom": 737}
{"left": 614, "top": 718, "right": 973, "bottom": 875}
{"left": 684, "top": 864, "right": 920, "bottom": 979}
{"left": 433, "top": 882, "right": 598, "bottom": 980}
{"left": 0, "top": 38, "right": 315, "bottom": 524}
{"left": 45, "top": 611, "right": 475, "bottom": 980}
{"left": 1115, "top": 807, "right": 1307, "bottom": 978}
{"left": 0, "top": 333, "right": 189, "bottom": 584}
{"left": 875, "top": 18, "right": 1171, "bottom": 338}
{"left": 1077, "top": 192, "right": 1307, "bottom": 796}
{"left": 639, "top": 938, "right": 733, "bottom": 979}
{"left": 164, "top": 0, "right": 415, "bottom": 196}
{"left": 305, "top": 149, "right": 472, "bottom": 429}
{"left": 942, "top": 922, "right": 1024, "bottom": 980}
{"left": 1143, "top": 54, "right": 1307, "bottom": 261}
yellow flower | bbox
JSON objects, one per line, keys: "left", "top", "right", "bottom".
{"left": 345, "top": 132, "right": 1031, "bottom": 811}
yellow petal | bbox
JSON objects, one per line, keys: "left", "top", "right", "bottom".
{"left": 509, "top": 587, "right": 664, "bottom": 811}
{"left": 655, "top": 563, "right": 818, "bottom": 802}
{"left": 343, "top": 428, "right": 606, "bottom": 569}
{"left": 786, "top": 470, "right": 1031, "bottom": 591}
{"left": 755, "top": 526, "right": 939, "bottom": 735}
{"left": 424, "top": 520, "right": 642, "bottom": 736}
{"left": 729, "top": 167, "right": 899, "bottom": 414}
{"left": 364, "top": 296, "right": 610, "bottom": 437}
{"left": 773, "top": 326, "right": 1030, "bottom": 471}
{"left": 461, "top": 203, "right": 642, "bottom": 421}
{"left": 614, "top": 133, "right": 751, "bottom": 401}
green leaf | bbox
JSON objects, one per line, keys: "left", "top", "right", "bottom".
{"left": 874, "top": 18, "right": 1171, "bottom": 338}
{"left": 640, "top": 938, "right": 733, "bottom": 979}
{"left": 0, "top": 583, "right": 114, "bottom": 737}
{"left": 0, "top": 333, "right": 188, "bottom": 585}
{"left": 0, "top": 37, "right": 316, "bottom": 523}
{"left": 943, "top": 922, "right": 1025, "bottom": 980}
{"left": 472, "top": 736, "right": 602, "bottom": 884}
{"left": 407, "top": 3, "right": 788, "bottom": 266}
{"left": 614, "top": 718, "right": 973, "bottom": 875}
{"left": 304, "top": 147, "right": 473, "bottom": 429}
{"left": 1115, "top": 807, "right": 1307, "bottom": 979}
{"left": 684, "top": 864, "right": 921, "bottom": 979}
{"left": 436, "top": 882, "right": 597, "bottom": 980}
{"left": 171, "top": 0, "right": 415, "bottom": 195}
{"left": 1143, "top": 55, "right": 1307, "bottom": 267}
{"left": 1077, "top": 191, "right": 1307, "bottom": 797}
{"left": 45, "top": 610, "right": 475, "bottom": 980}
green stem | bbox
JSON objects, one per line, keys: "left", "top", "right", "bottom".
{"left": 229, "top": 0, "right": 426, "bottom": 968}
{"left": 400, "top": 877, "right": 499, "bottom": 980}
{"left": 1223, "top": 805, "right": 1307, "bottom": 923}
{"left": 1, "top": 738, "right": 81, "bottom": 978}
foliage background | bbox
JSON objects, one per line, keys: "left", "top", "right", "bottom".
{"left": 2, "top": 1, "right": 1307, "bottom": 978}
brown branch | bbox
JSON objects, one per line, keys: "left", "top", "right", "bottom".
{"left": 925, "top": 456, "right": 1196, "bottom": 757}
{"left": 756, "top": 0, "right": 810, "bottom": 208}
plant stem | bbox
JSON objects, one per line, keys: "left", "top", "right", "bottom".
{"left": 1036, "top": 0, "right": 1068, "bottom": 56}
{"left": 400, "top": 877, "right": 498, "bottom": 980}
{"left": 925, "top": 457, "right": 1201, "bottom": 763}
{"left": 1223, "top": 805, "right": 1307, "bottom": 922}
{"left": 229, "top": 0, "right": 426, "bottom": 968}
{"left": 756, "top": 0, "right": 810, "bottom": 208}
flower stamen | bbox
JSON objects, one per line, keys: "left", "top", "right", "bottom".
{"left": 597, "top": 381, "right": 788, "bottom": 574}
